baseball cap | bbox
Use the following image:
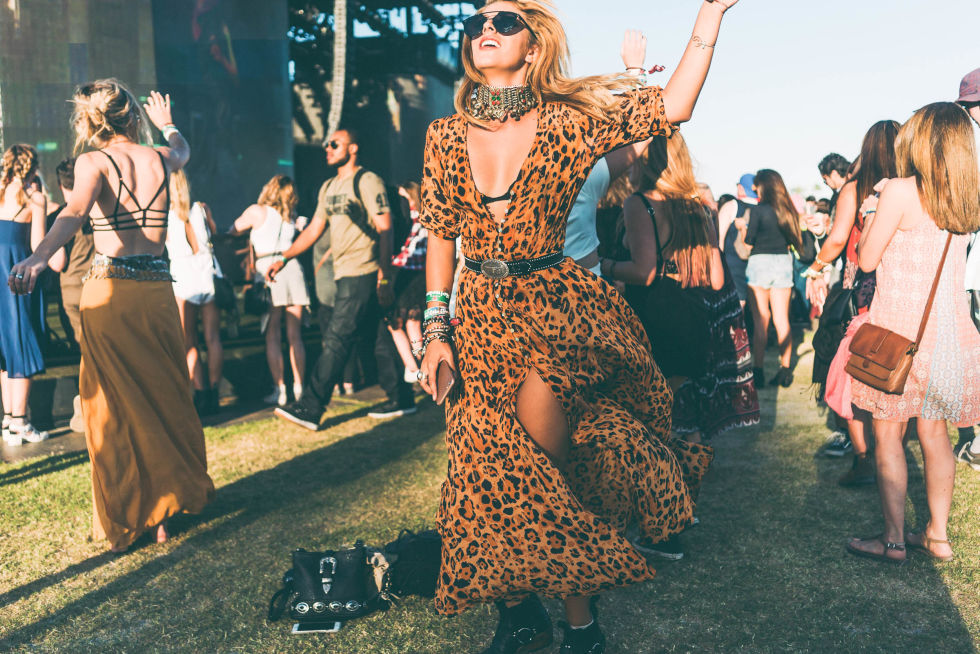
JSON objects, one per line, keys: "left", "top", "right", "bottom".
{"left": 738, "top": 173, "right": 757, "bottom": 199}
{"left": 958, "top": 67, "right": 980, "bottom": 103}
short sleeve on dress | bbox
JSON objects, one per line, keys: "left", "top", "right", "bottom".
{"left": 589, "top": 86, "right": 674, "bottom": 156}
{"left": 419, "top": 120, "right": 462, "bottom": 240}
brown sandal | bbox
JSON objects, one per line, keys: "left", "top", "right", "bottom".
{"left": 846, "top": 535, "right": 908, "bottom": 566}
{"left": 905, "top": 532, "right": 954, "bottom": 562}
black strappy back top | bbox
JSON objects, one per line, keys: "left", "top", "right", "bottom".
{"left": 89, "top": 150, "right": 170, "bottom": 232}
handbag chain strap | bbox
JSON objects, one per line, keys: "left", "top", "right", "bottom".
{"left": 912, "top": 233, "right": 954, "bottom": 348}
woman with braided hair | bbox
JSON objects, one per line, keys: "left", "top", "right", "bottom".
{"left": 9, "top": 78, "right": 214, "bottom": 553}
{"left": 0, "top": 144, "right": 63, "bottom": 445}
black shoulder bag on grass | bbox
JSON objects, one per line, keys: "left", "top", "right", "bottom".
{"left": 267, "top": 530, "right": 441, "bottom": 630}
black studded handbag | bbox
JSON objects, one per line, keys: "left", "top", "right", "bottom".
{"left": 267, "top": 541, "right": 389, "bottom": 626}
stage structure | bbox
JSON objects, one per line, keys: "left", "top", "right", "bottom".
{"left": 0, "top": 1, "right": 477, "bottom": 226}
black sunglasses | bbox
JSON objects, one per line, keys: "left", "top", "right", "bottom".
{"left": 324, "top": 140, "right": 341, "bottom": 149}
{"left": 462, "top": 11, "right": 536, "bottom": 40}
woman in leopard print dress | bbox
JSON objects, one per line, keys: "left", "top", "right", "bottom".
{"left": 417, "top": 2, "right": 740, "bottom": 651}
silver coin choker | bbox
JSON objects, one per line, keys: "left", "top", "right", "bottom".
{"left": 470, "top": 84, "right": 538, "bottom": 122}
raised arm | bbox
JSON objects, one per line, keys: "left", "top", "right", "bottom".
{"left": 144, "top": 91, "right": 190, "bottom": 171}
{"left": 662, "top": 0, "right": 737, "bottom": 124}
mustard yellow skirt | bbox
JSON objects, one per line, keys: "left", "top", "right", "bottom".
{"left": 79, "top": 276, "right": 214, "bottom": 550}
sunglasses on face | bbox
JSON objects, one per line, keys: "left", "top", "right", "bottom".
{"left": 324, "top": 140, "right": 342, "bottom": 150}
{"left": 462, "top": 11, "right": 536, "bottom": 40}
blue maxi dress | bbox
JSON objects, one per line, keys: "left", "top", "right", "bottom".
{"left": 0, "top": 219, "right": 45, "bottom": 377}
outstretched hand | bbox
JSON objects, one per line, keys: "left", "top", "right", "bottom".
{"left": 144, "top": 91, "right": 174, "bottom": 131}
{"left": 621, "top": 30, "right": 647, "bottom": 71}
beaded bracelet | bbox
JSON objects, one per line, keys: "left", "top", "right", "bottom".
{"left": 424, "top": 308, "right": 450, "bottom": 321}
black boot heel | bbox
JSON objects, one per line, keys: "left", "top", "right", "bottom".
{"left": 480, "top": 594, "right": 553, "bottom": 654}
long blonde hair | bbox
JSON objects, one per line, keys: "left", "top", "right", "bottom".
{"left": 0, "top": 144, "right": 38, "bottom": 207}
{"left": 456, "top": 0, "right": 635, "bottom": 126}
{"left": 895, "top": 102, "right": 980, "bottom": 234}
{"left": 71, "top": 78, "right": 153, "bottom": 154}
{"left": 257, "top": 175, "right": 298, "bottom": 222}
{"left": 169, "top": 169, "right": 191, "bottom": 224}
{"left": 638, "top": 133, "right": 713, "bottom": 288}
{"left": 169, "top": 169, "right": 201, "bottom": 252}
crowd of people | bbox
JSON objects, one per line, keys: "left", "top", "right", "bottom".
{"left": 1, "top": 0, "right": 979, "bottom": 651}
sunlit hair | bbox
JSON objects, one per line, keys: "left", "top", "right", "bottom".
{"left": 456, "top": 0, "right": 636, "bottom": 126}
{"left": 169, "top": 169, "right": 201, "bottom": 252}
{"left": 754, "top": 169, "right": 803, "bottom": 252}
{"left": 0, "top": 144, "right": 39, "bottom": 207}
{"left": 599, "top": 173, "right": 634, "bottom": 210}
{"left": 257, "top": 174, "right": 298, "bottom": 223}
{"left": 852, "top": 120, "right": 899, "bottom": 228}
{"left": 170, "top": 169, "right": 191, "bottom": 224}
{"left": 895, "top": 102, "right": 980, "bottom": 234}
{"left": 399, "top": 181, "right": 421, "bottom": 211}
{"left": 637, "top": 133, "right": 713, "bottom": 288}
{"left": 71, "top": 78, "right": 152, "bottom": 154}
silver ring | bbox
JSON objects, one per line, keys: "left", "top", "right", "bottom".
{"left": 15, "top": 273, "right": 24, "bottom": 279}
{"left": 417, "top": 370, "right": 428, "bottom": 382}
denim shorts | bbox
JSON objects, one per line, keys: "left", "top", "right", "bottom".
{"left": 746, "top": 253, "right": 793, "bottom": 289}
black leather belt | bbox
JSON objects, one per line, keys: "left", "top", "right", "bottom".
{"left": 464, "top": 251, "right": 565, "bottom": 279}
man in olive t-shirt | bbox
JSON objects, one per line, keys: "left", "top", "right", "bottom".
{"left": 269, "top": 128, "right": 416, "bottom": 430}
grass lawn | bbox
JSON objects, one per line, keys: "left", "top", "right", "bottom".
{"left": 1, "top": 339, "right": 978, "bottom": 653}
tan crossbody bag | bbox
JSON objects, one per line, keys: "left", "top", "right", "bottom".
{"left": 845, "top": 233, "right": 952, "bottom": 394}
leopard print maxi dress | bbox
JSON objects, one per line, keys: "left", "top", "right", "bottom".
{"left": 420, "top": 86, "right": 713, "bottom": 616}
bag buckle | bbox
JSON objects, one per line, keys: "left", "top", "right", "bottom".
{"left": 320, "top": 556, "right": 336, "bottom": 594}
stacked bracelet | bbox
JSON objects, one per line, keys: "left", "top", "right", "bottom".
{"left": 424, "top": 306, "right": 450, "bottom": 321}
{"left": 426, "top": 291, "right": 451, "bottom": 305}
{"left": 161, "top": 123, "right": 180, "bottom": 140}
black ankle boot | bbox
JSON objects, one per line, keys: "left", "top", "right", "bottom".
{"left": 559, "top": 618, "right": 606, "bottom": 654}
{"left": 480, "top": 594, "right": 553, "bottom": 654}
{"left": 193, "top": 389, "right": 207, "bottom": 415}
{"left": 206, "top": 387, "right": 220, "bottom": 415}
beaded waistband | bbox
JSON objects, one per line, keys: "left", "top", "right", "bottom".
{"left": 84, "top": 253, "right": 173, "bottom": 283}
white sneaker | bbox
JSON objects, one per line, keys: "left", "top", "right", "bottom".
{"left": 955, "top": 441, "right": 980, "bottom": 471}
{"left": 5, "top": 421, "right": 47, "bottom": 444}
{"left": 292, "top": 384, "right": 303, "bottom": 401}
{"left": 19, "top": 423, "right": 49, "bottom": 443}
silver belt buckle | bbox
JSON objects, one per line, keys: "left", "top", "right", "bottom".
{"left": 480, "top": 259, "right": 510, "bottom": 280}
